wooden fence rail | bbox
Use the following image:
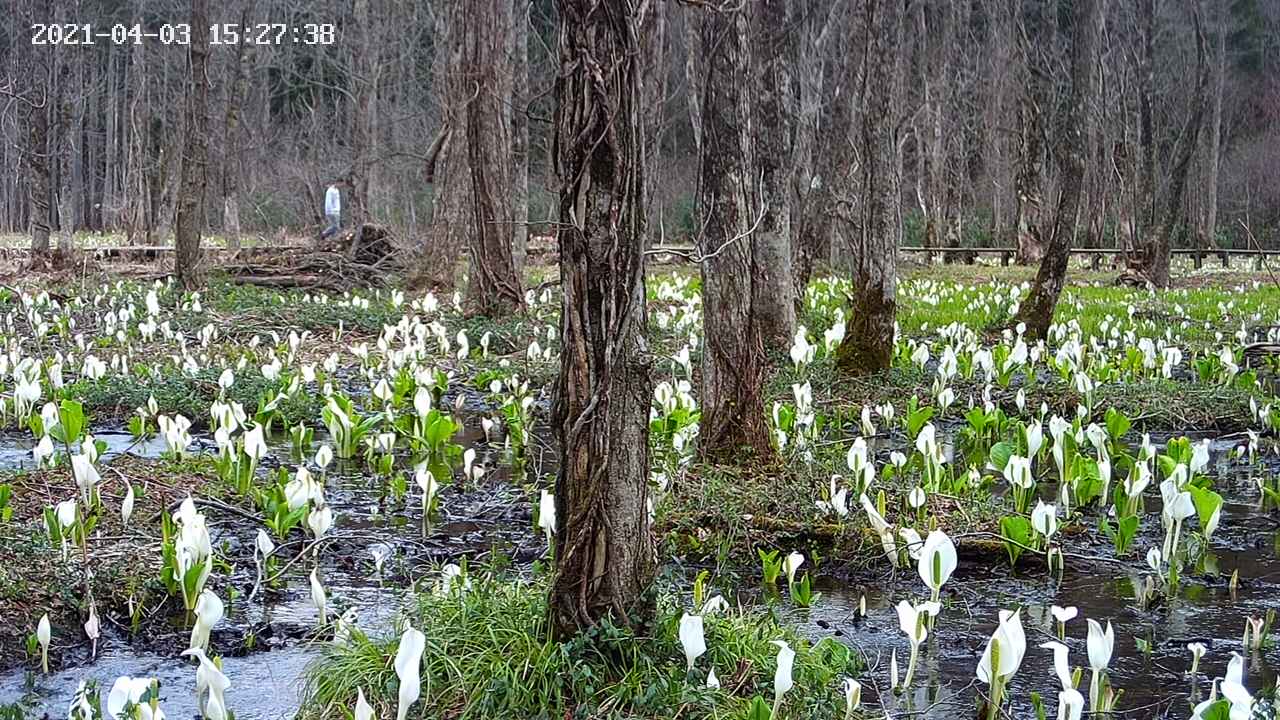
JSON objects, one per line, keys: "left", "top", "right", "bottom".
{"left": 644, "top": 243, "right": 1280, "bottom": 269}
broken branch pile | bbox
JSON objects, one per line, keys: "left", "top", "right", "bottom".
{"left": 224, "top": 224, "right": 405, "bottom": 291}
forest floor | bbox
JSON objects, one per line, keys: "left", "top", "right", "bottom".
{"left": 0, "top": 257, "right": 1277, "bottom": 719}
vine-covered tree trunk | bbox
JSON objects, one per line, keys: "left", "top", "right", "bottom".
{"left": 549, "top": 0, "right": 654, "bottom": 638}
{"left": 834, "top": 0, "right": 901, "bottom": 375}
{"left": 464, "top": 0, "right": 523, "bottom": 316}
{"left": 696, "top": 5, "right": 774, "bottom": 461}
{"left": 174, "top": 0, "right": 210, "bottom": 290}
{"left": 750, "top": 0, "right": 797, "bottom": 351}
{"left": 1017, "top": 0, "right": 1101, "bottom": 339}
{"left": 410, "top": 0, "right": 470, "bottom": 292}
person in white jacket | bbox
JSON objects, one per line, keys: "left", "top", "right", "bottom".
{"left": 321, "top": 183, "right": 341, "bottom": 239}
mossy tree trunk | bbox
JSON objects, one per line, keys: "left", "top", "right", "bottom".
{"left": 1018, "top": 0, "right": 1102, "bottom": 339}
{"left": 694, "top": 4, "right": 774, "bottom": 462}
{"left": 549, "top": 0, "right": 655, "bottom": 638}
{"left": 174, "top": 0, "right": 210, "bottom": 290}
{"left": 833, "top": 0, "right": 901, "bottom": 376}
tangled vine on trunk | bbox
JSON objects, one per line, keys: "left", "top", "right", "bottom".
{"left": 548, "top": 0, "right": 655, "bottom": 638}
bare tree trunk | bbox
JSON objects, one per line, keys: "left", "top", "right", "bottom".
{"left": 145, "top": 118, "right": 165, "bottom": 244}
{"left": 54, "top": 45, "right": 74, "bottom": 258}
{"left": 1013, "top": 2, "right": 1048, "bottom": 265}
{"left": 1018, "top": 0, "right": 1102, "bottom": 339}
{"left": 222, "top": 2, "right": 250, "bottom": 252}
{"left": 1130, "top": 0, "right": 1158, "bottom": 271}
{"left": 1201, "top": 5, "right": 1226, "bottom": 255}
{"left": 27, "top": 106, "right": 53, "bottom": 256}
{"left": 350, "top": 0, "right": 376, "bottom": 225}
{"left": 791, "top": 1, "right": 838, "bottom": 302}
{"left": 696, "top": 5, "right": 774, "bottom": 461}
{"left": 750, "top": 0, "right": 798, "bottom": 351}
{"left": 174, "top": 0, "right": 210, "bottom": 289}
{"left": 17, "top": 0, "right": 51, "bottom": 256}
{"left": 834, "top": 0, "right": 901, "bottom": 375}
{"left": 987, "top": 0, "right": 1018, "bottom": 253}
{"left": 411, "top": 0, "right": 470, "bottom": 292}
{"left": 683, "top": 13, "right": 704, "bottom": 155}
{"left": 464, "top": 0, "right": 523, "bottom": 316}
{"left": 510, "top": 0, "right": 530, "bottom": 276}
{"left": 549, "top": 0, "right": 654, "bottom": 638}
{"left": 1125, "top": 1, "right": 1209, "bottom": 288}
{"left": 640, "top": 0, "right": 670, "bottom": 245}
{"left": 915, "top": 0, "right": 951, "bottom": 256}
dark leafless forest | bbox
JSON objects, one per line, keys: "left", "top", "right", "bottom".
{"left": 1, "top": 0, "right": 1278, "bottom": 282}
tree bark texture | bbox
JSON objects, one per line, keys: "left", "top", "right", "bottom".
{"left": 174, "top": 0, "right": 210, "bottom": 289}
{"left": 750, "top": 0, "right": 798, "bottom": 351}
{"left": 411, "top": 0, "right": 470, "bottom": 292}
{"left": 696, "top": 5, "right": 774, "bottom": 462}
{"left": 349, "top": 0, "right": 377, "bottom": 225}
{"left": 464, "top": 0, "right": 523, "bottom": 316}
{"left": 834, "top": 0, "right": 901, "bottom": 375}
{"left": 511, "top": 0, "right": 530, "bottom": 275}
{"left": 1017, "top": 0, "right": 1102, "bottom": 339}
{"left": 1124, "top": 0, "right": 1209, "bottom": 287}
{"left": 22, "top": 0, "right": 53, "bottom": 258}
{"left": 791, "top": 1, "right": 839, "bottom": 303}
{"left": 1201, "top": 7, "right": 1226, "bottom": 255}
{"left": 222, "top": 3, "right": 250, "bottom": 252}
{"left": 549, "top": 0, "right": 654, "bottom": 638}
{"left": 1013, "top": 2, "right": 1049, "bottom": 265}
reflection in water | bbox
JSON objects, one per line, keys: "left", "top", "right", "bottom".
{"left": 0, "top": 417, "right": 525, "bottom": 718}
{"left": 789, "top": 504, "right": 1278, "bottom": 718}
{"left": 0, "top": 422, "right": 1275, "bottom": 718}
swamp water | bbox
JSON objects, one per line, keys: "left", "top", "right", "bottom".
{"left": 1, "top": 425, "right": 1277, "bottom": 719}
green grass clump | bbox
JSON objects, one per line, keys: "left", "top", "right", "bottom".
{"left": 301, "top": 574, "right": 857, "bottom": 720}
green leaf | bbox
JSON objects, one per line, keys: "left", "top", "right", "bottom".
{"left": 1104, "top": 407, "right": 1130, "bottom": 441}
{"left": 1194, "top": 700, "right": 1231, "bottom": 720}
{"left": 989, "top": 442, "right": 1014, "bottom": 472}
{"left": 1113, "top": 515, "right": 1138, "bottom": 554}
{"left": 58, "top": 399, "right": 86, "bottom": 445}
{"left": 999, "top": 516, "right": 1033, "bottom": 567}
{"left": 1189, "top": 486, "right": 1223, "bottom": 534}
{"left": 744, "top": 696, "right": 772, "bottom": 720}
{"left": 1071, "top": 457, "right": 1103, "bottom": 507}
{"left": 965, "top": 407, "right": 988, "bottom": 433}
{"left": 424, "top": 412, "right": 457, "bottom": 448}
